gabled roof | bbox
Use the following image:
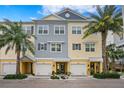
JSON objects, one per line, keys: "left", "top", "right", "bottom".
{"left": 56, "top": 8, "right": 87, "bottom": 20}
{"left": 21, "top": 55, "right": 35, "bottom": 62}
{"left": 42, "top": 14, "right": 66, "bottom": 20}
{"left": 41, "top": 8, "right": 88, "bottom": 21}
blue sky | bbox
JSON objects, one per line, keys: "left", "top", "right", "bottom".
{"left": 0, "top": 5, "right": 121, "bottom": 21}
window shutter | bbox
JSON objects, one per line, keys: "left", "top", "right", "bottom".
{"left": 31, "top": 26, "right": 34, "bottom": 34}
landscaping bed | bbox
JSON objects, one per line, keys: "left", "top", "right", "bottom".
{"left": 93, "top": 72, "right": 120, "bottom": 79}
{"left": 3, "top": 74, "right": 28, "bottom": 79}
{"left": 50, "top": 71, "right": 71, "bottom": 80}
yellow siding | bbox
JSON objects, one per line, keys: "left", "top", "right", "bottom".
{"left": 0, "top": 24, "right": 35, "bottom": 61}
{"left": 43, "top": 15, "right": 61, "bottom": 20}
{"left": 68, "top": 22, "right": 102, "bottom": 59}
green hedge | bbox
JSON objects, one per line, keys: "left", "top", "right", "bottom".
{"left": 50, "top": 75, "right": 60, "bottom": 79}
{"left": 93, "top": 72, "right": 120, "bottom": 79}
{"left": 3, "top": 74, "right": 28, "bottom": 79}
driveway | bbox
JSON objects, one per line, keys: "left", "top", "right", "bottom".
{"left": 0, "top": 79, "right": 124, "bottom": 88}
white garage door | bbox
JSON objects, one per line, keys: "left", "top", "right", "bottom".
{"left": 70, "top": 64, "right": 86, "bottom": 75}
{"left": 35, "top": 64, "right": 52, "bottom": 75}
{"left": 2, "top": 63, "right": 16, "bottom": 75}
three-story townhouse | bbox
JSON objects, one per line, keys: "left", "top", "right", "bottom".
{"left": 0, "top": 8, "right": 103, "bottom": 76}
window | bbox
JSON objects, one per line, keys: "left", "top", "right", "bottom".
{"left": 38, "top": 25, "right": 49, "bottom": 35}
{"left": 38, "top": 43, "right": 47, "bottom": 51}
{"left": 72, "top": 26, "right": 81, "bottom": 34}
{"left": 51, "top": 43, "right": 62, "bottom": 52}
{"left": 85, "top": 43, "right": 95, "bottom": 52}
{"left": 72, "top": 44, "right": 81, "bottom": 50}
{"left": 54, "top": 25, "right": 65, "bottom": 35}
{"left": 22, "top": 26, "right": 34, "bottom": 35}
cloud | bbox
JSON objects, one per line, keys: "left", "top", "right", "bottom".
{"left": 29, "top": 17, "right": 37, "bottom": 20}
{"left": 38, "top": 5, "right": 96, "bottom": 16}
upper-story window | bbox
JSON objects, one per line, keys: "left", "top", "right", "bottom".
{"left": 22, "top": 26, "right": 34, "bottom": 35}
{"left": 38, "top": 43, "right": 47, "bottom": 51}
{"left": 51, "top": 43, "right": 62, "bottom": 52}
{"left": 38, "top": 25, "right": 49, "bottom": 35}
{"left": 72, "top": 44, "right": 81, "bottom": 50}
{"left": 72, "top": 26, "right": 81, "bottom": 34}
{"left": 85, "top": 43, "right": 95, "bottom": 52}
{"left": 54, "top": 25, "right": 65, "bottom": 35}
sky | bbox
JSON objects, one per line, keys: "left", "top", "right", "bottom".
{"left": 0, "top": 5, "right": 121, "bottom": 21}
{"left": 0, "top": 5, "right": 101, "bottom": 21}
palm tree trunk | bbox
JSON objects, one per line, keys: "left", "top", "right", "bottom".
{"left": 112, "top": 58, "right": 115, "bottom": 71}
{"left": 102, "top": 32, "right": 108, "bottom": 72}
{"left": 16, "top": 51, "right": 21, "bottom": 74}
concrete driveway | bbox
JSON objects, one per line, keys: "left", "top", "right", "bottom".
{"left": 0, "top": 79, "right": 124, "bottom": 88}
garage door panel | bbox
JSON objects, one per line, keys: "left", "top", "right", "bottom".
{"left": 70, "top": 64, "right": 86, "bottom": 75}
{"left": 35, "top": 64, "right": 52, "bottom": 75}
{"left": 2, "top": 63, "right": 16, "bottom": 75}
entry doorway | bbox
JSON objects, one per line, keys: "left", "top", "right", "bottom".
{"left": 56, "top": 62, "right": 67, "bottom": 74}
{"left": 22, "top": 62, "right": 33, "bottom": 74}
{"left": 90, "top": 62, "right": 100, "bottom": 75}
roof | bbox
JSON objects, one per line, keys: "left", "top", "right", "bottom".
{"left": 41, "top": 8, "right": 88, "bottom": 21}
{"left": 21, "top": 55, "right": 35, "bottom": 62}
{"left": 56, "top": 8, "right": 87, "bottom": 20}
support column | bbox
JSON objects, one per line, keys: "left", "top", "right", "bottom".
{"left": 94, "top": 63, "right": 96, "bottom": 73}
{"left": 87, "top": 62, "right": 90, "bottom": 76}
{"left": 100, "top": 62, "right": 103, "bottom": 73}
{"left": 20, "top": 62, "right": 22, "bottom": 74}
{"left": 67, "top": 62, "right": 70, "bottom": 72}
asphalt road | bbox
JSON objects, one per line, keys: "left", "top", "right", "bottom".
{"left": 0, "top": 79, "right": 124, "bottom": 88}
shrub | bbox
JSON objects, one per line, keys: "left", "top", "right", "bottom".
{"left": 66, "top": 72, "right": 71, "bottom": 76}
{"left": 50, "top": 75, "right": 59, "bottom": 79}
{"left": 52, "top": 71, "right": 56, "bottom": 75}
{"left": 61, "top": 76, "right": 66, "bottom": 79}
{"left": 3, "top": 74, "right": 28, "bottom": 79}
{"left": 93, "top": 72, "right": 120, "bottom": 79}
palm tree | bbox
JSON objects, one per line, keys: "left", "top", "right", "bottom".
{"left": 83, "top": 5, "right": 123, "bottom": 72}
{"left": 106, "top": 44, "right": 124, "bottom": 71}
{"left": 0, "top": 19, "right": 35, "bottom": 74}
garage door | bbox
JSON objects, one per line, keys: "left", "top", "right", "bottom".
{"left": 2, "top": 63, "right": 16, "bottom": 75}
{"left": 35, "top": 64, "right": 52, "bottom": 75}
{"left": 70, "top": 64, "right": 86, "bottom": 75}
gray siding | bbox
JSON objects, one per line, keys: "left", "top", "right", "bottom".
{"left": 58, "top": 11, "right": 85, "bottom": 20}
{"left": 35, "top": 21, "right": 68, "bottom": 58}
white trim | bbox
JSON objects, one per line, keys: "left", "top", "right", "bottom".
{"left": 22, "top": 24, "right": 35, "bottom": 35}
{"left": 72, "top": 26, "right": 82, "bottom": 35}
{"left": 54, "top": 25, "right": 65, "bottom": 35}
{"left": 50, "top": 43, "right": 62, "bottom": 53}
{"left": 37, "top": 42, "right": 47, "bottom": 51}
{"left": 36, "top": 58, "right": 53, "bottom": 60}
{"left": 47, "top": 41, "right": 64, "bottom": 43}
{"left": 0, "top": 58, "right": 16, "bottom": 60}
{"left": 85, "top": 42, "right": 96, "bottom": 52}
{"left": 37, "top": 25, "right": 49, "bottom": 35}
{"left": 89, "top": 57, "right": 103, "bottom": 62}
{"left": 42, "top": 14, "right": 66, "bottom": 20}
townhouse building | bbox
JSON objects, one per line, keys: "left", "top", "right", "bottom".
{"left": 113, "top": 6, "right": 124, "bottom": 64}
{"left": 0, "top": 8, "right": 103, "bottom": 76}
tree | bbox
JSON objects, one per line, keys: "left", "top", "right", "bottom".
{"left": 83, "top": 5, "right": 123, "bottom": 72}
{"left": 106, "top": 44, "right": 124, "bottom": 71}
{"left": 0, "top": 19, "right": 35, "bottom": 74}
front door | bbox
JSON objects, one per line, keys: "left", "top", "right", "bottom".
{"left": 22, "top": 62, "right": 33, "bottom": 74}
{"left": 56, "top": 62, "right": 67, "bottom": 74}
{"left": 90, "top": 62, "right": 100, "bottom": 75}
